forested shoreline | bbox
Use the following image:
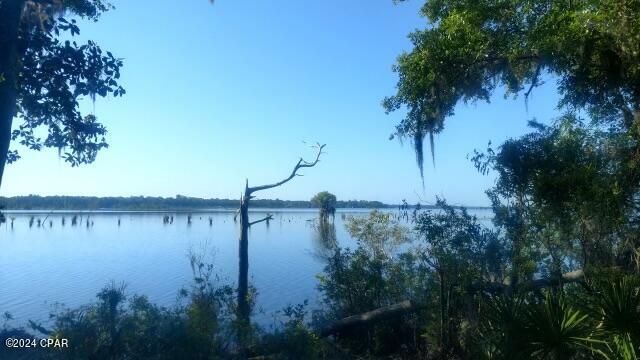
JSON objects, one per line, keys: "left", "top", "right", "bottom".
{"left": 0, "top": 195, "right": 400, "bottom": 210}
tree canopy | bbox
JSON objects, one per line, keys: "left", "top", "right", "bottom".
{"left": 311, "top": 191, "right": 338, "bottom": 219}
{"left": 385, "top": 0, "right": 640, "bottom": 177}
{"left": 0, "top": 0, "right": 124, "bottom": 189}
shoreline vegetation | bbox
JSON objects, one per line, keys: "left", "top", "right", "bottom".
{"left": 1, "top": 0, "right": 638, "bottom": 357}
{"left": 0, "top": 195, "right": 490, "bottom": 211}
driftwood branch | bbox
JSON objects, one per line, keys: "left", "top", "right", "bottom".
{"left": 249, "top": 214, "right": 273, "bottom": 227}
{"left": 247, "top": 143, "right": 326, "bottom": 194}
{"left": 320, "top": 300, "right": 419, "bottom": 337}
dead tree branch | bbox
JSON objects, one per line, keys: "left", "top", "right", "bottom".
{"left": 235, "top": 142, "right": 326, "bottom": 333}
{"left": 247, "top": 143, "right": 326, "bottom": 194}
{"left": 249, "top": 214, "right": 273, "bottom": 227}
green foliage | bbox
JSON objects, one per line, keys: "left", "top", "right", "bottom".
{"left": 3, "top": 1, "right": 640, "bottom": 359}
{"left": 257, "top": 302, "right": 330, "bottom": 359}
{"left": 523, "top": 293, "right": 599, "bottom": 359}
{"left": 0, "top": 264, "right": 332, "bottom": 359}
{"left": 6, "top": 0, "right": 125, "bottom": 166}
{"left": 591, "top": 276, "right": 640, "bottom": 358}
{"left": 414, "top": 198, "right": 500, "bottom": 283}
{"left": 345, "top": 210, "right": 409, "bottom": 257}
{"left": 315, "top": 212, "right": 424, "bottom": 356}
{"left": 311, "top": 191, "right": 337, "bottom": 220}
{"left": 311, "top": 191, "right": 337, "bottom": 206}
{"left": 385, "top": 0, "right": 640, "bottom": 176}
{"left": 315, "top": 203, "right": 637, "bottom": 359}
{"left": 475, "top": 278, "right": 640, "bottom": 360}
{"left": 316, "top": 244, "right": 428, "bottom": 356}
{"left": 477, "top": 292, "right": 602, "bottom": 360}
{"left": 1, "top": 207, "right": 637, "bottom": 359}
{"left": 473, "top": 116, "right": 640, "bottom": 275}
{"left": 43, "top": 255, "right": 236, "bottom": 359}
{"left": 413, "top": 199, "right": 505, "bottom": 356}
{"left": 317, "top": 246, "right": 424, "bottom": 315}
{"left": 313, "top": 206, "right": 502, "bottom": 357}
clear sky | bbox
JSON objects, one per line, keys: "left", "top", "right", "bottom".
{"left": 3, "top": 0, "right": 562, "bottom": 206}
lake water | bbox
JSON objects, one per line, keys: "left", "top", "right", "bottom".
{"left": 0, "top": 208, "right": 493, "bottom": 328}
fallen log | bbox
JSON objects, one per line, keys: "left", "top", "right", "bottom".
{"left": 320, "top": 270, "right": 585, "bottom": 337}
{"left": 319, "top": 300, "right": 419, "bottom": 337}
{"left": 470, "top": 269, "right": 585, "bottom": 293}
{"left": 525, "top": 269, "right": 584, "bottom": 289}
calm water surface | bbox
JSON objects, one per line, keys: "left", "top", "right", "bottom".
{"left": 0, "top": 208, "right": 493, "bottom": 327}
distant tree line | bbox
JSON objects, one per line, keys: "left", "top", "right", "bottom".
{"left": 0, "top": 195, "right": 394, "bottom": 210}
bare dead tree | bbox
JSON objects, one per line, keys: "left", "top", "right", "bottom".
{"left": 236, "top": 143, "right": 326, "bottom": 326}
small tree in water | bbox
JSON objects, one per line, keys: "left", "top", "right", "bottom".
{"left": 311, "top": 191, "right": 336, "bottom": 222}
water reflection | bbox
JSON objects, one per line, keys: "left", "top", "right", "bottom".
{"left": 310, "top": 219, "right": 338, "bottom": 263}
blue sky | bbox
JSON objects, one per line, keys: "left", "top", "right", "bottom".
{"left": 3, "top": 0, "right": 561, "bottom": 205}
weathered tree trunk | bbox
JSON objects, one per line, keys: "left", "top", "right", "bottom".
{"left": 438, "top": 269, "right": 445, "bottom": 351}
{"left": 0, "top": 0, "right": 25, "bottom": 190}
{"left": 579, "top": 220, "right": 590, "bottom": 271}
{"left": 509, "top": 190, "right": 527, "bottom": 295}
{"left": 237, "top": 183, "right": 251, "bottom": 324}
{"left": 234, "top": 144, "right": 325, "bottom": 347}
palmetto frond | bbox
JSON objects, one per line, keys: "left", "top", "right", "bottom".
{"left": 591, "top": 276, "right": 640, "bottom": 359}
{"left": 481, "top": 292, "right": 606, "bottom": 359}
{"left": 523, "top": 292, "right": 602, "bottom": 359}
